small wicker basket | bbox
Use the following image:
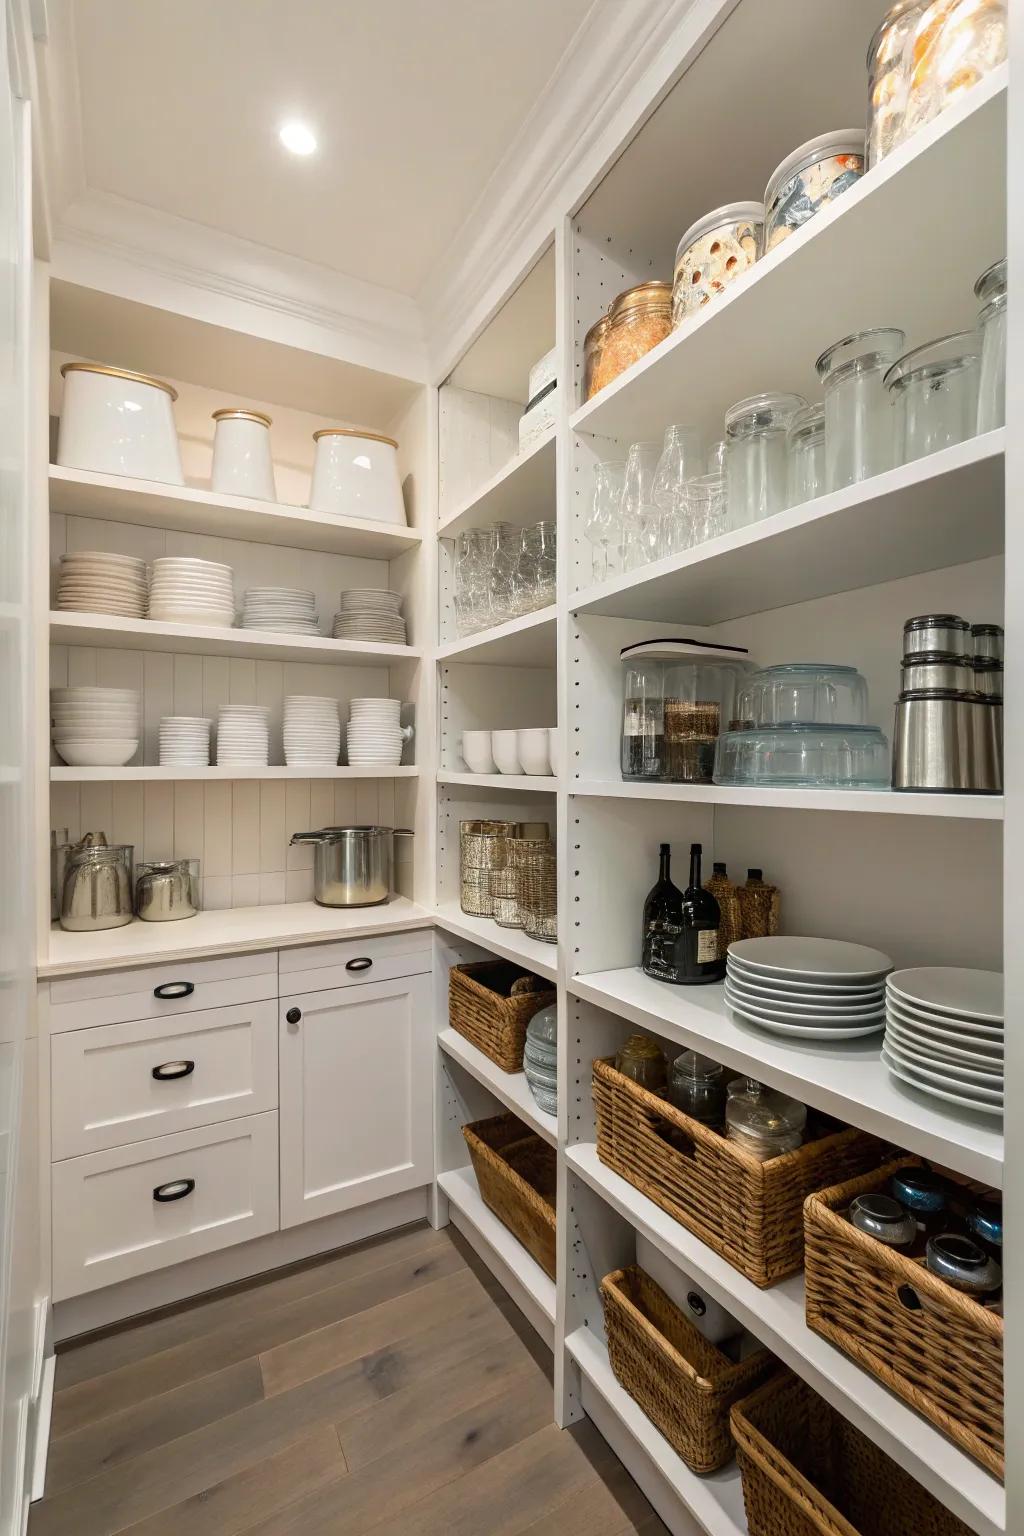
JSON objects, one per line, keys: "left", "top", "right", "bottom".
{"left": 462, "top": 1113, "right": 556, "bottom": 1278}
{"left": 448, "top": 959, "right": 555, "bottom": 1072}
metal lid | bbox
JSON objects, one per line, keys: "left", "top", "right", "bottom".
{"left": 312, "top": 427, "right": 398, "bottom": 448}
{"left": 674, "top": 201, "right": 764, "bottom": 266}
{"left": 608, "top": 280, "right": 673, "bottom": 324}
{"left": 583, "top": 313, "right": 612, "bottom": 350}
{"left": 900, "top": 651, "right": 968, "bottom": 665}
{"left": 620, "top": 638, "right": 749, "bottom": 662}
{"left": 903, "top": 614, "right": 970, "bottom": 632}
{"left": 897, "top": 688, "right": 983, "bottom": 701}
{"left": 60, "top": 361, "right": 178, "bottom": 400}
{"left": 212, "top": 408, "right": 272, "bottom": 426}
{"left": 972, "top": 623, "right": 1004, "bottom": 637}
{"left": 764, "top": 129, "right": 865, "bottom": 211}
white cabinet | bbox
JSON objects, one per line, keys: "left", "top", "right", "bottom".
{"left": 279, "top": 974, "right": 433, "bottom": 1228}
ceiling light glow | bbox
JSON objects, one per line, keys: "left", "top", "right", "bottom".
{"left": 279, "top": 121, "right": 317, "bottom": 156}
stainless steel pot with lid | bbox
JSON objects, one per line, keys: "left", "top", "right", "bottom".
{"left": 290, "top": 825, "right": 413, "bottom": 907}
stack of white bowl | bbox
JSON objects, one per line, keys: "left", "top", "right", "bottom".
{"left": 51, "top": 686, "right": 140, "bottom": 767}
{"left": 55, "top": 551, "right": 149, "bottom": 618}
{"left": 159, "top": 716, "right": 212, "bottom": 767}
{"left": 149, "top": 558, "right": 235, "bottom": 627}
{"left": 216, "top": 705, "right": 270, "bottom": 767}
{"left": 241, "top": 587, "right": 319, "bottom": 635}
{"left": 283, "top": 696, "right": 341, "bottom": 767}
{"left": 346, "top": 698, "right": 408, "bottom": 767}
{"left": 333, "top": 589, "right": 406, "bottom": 645}
{"left": 882, "top": 966, "right": 1003, "bottom": 1119}
{"left": 724, "top": 936, "right": 892, "bottom": 1040}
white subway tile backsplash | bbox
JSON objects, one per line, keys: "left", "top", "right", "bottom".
{"left": 202, "top": 875, "right": 233, "bottom": 910}
{"left": 202, "top": 781, "right": 232, "bottom": 876}
{"left": 231, "top": 872, "right": 260, "bottom": 907}
{"left": 285, "top": 868, "right": 315, "bottom": 904}
{"left": 231, "top": 781, "right": 260, "bottom": 874}
{"left": 259, "top": 780, "right": 286, "bottom": 871}
{"left": 285, "top": 780, "right": 311, "bottom": 869}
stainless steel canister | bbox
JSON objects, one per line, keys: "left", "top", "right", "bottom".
{"left": 60, "top": 841, "right": 134, "bottom": 930}
{"left": 892, "top": 689, "right": 975, "bottom": 791}
{"left": 975, "top": 696, "right": 1003, "bottom": 792}
{"left": 900, "top": 653, "right": 974, "bottom": 692}
{"left": 971, "top": 623, "right": 1003, "bottom": 663}
{"left": 135, "top": 859, "right": 200, "bottom": 921}
{"left": 972, "top": 659, "right": 1004, "bottom": 697}
{"left": 902, "top": 614, "right": 971, "bottom": 658}
{"left": 289, "top": 826, "right": 412, "bottom": 907}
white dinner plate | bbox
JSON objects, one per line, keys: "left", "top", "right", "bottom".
{"left": 881, "top": 1047, "right": 1003, "bottom": 1106}
{"left": 727, "top": 951, "right": 889, "bottom": 989}
{"left": 886, "top": 967, "right": 1002, "bottom": 1023}
{"left": 728, "top": 936, "right": 892, "bottom": 983}
{"left": 726, "top": 1000, "right": 884, "bottom": 1039}
{"left": 883, "top": 1031, "right": 1003, "bottom": 1083}
{"left": 884, "top": 995, "right": 1003, "bottom": 1041}
{"left": 885, "top": 1021, "right": 1002, "bottom": 1069}
{"left": 724, "top": 980, "right": 884, "bottom": 1017}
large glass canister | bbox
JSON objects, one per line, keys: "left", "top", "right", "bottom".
{"left": 725, "top": 392, "right": 806, "bottom": 527}
{"left": 903, "top": 0, "right": 1008, "bottom": 144}
{"left": 975, "top": 257, "right": 1007, "bottom": 433}
{"left": 815, "top": 328, "right": 905, "bottom": 490}
{"left": 671, "top": 201, "right": 763, "bottom": 330}
{"left": 785, "top": 403, "right": 826, "bottom": 506}
{"left": 866, "top": 1, "right": 928, "bottom": 166}
{"left": 884, "top": 331, "right": 980, "bottom": 464}
{"left": 620, "top": 639, "right": 752, "bottom": 784}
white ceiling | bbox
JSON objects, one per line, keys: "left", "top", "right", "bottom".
{"left": 69, "top": 0, "right": 594, "bottom": 298}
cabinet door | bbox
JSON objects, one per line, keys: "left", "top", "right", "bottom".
{"left": 279, "top": 974, "right": 433, "bottom": 1228}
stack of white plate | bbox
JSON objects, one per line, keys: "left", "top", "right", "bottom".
{"left": 159, "top": 716, "right": 211, "bottom": 767}
{"left": 149, "top": 558, "right": 235, "bottom": 627}
{"left": 283, "top": 695, "right": 341, "bottom": 767}
{"left": 216, "top": 704, "right": 270, "bottom": 767}
{"left": 241, "top": 587, "right": 320, "bottom": 635}
{"left": 882, "top": 967, "right": 1003, "bottom": 1118}
{"left": 333, "top": 589, "right": 406, "bottom": 645}
{"left": 55, "top": 551, "right": 149, "bottom": 618}
{"left": 51, "top": 686, "right": 141, "bottom": 767}
{"left": 725, "top": 936, "right": 892, "bottom": 1040}
{"left": 346, "top": 697, "right": 405, "bottom": 766}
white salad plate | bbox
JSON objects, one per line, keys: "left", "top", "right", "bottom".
{"left": 886, "top": 967, "right": 1002, "bottom": 1023}
{"left": 724, "top": 981, "right": 884, "bottom": 1017}
{"left": 881, "top": 1046, "right": 1002, "bottom": 1104}
{"left": 728, "top": 936, "right": 892, "bottom": 983}
{"left": 881, "top": 1052, "right": 1004, "bottom": 1118}
{"left": 726, "top": 1000, "right": 884, "bottom": 1039}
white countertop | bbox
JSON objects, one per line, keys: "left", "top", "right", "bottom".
{"left": 40, "top": 898, "right": 433, "bottom": 978}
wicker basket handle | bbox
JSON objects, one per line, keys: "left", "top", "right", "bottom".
{"left": 510, "top": 974, "right": 548, "bottom": 997}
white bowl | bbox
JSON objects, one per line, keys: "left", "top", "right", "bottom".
{"left": 54, "top": 738, "right": 139, "bottom": 766}
{"left": 548, "top": 727, "right": 560, "bottom": 776}
{"left": 57, "top": 364, "right": 184, "bottom": 485}
{"left": 462, "top": 730, "right": 496, "bottom": 774}
{"left": 211, "top": 409, "right": 277, "bottom": 501}
{"left": 516, "top": 727, "right": 552, "bottom": 776}
{"left": 308, "top": 430, "right": 407, "bottom": 525}
{"left": 491, "top": 729, "right": 521, "bottom": 775}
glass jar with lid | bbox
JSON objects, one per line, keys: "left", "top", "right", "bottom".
{"left": 866, "top": 1, "right": 927, "bottom": 166}
{"left": 669, "top": 1051, "right": 727, "bottom": 1130}
{"left": 903, "top": 0, "right": 1007, "bottom": 145}
{"left": 763, "top": 131, "right": 865, "bottom": 252}
{"left": 671, "top": 202, "right": 763, "bottom": 330}
{"left": 725, "top": 1078, "right": 807, "bottom": 1160}
{"left": 620, "top": 639, "right": 752, "bottom": 785}
{"left": 615, "top": 1033, "right": 667, "bottom": 1090}
{"left": 786, "top": 403, "right": 826, "bottom": 506}
{"left": 582, "top": 313, "right": 612, "bottom": 402}
{"left": 975, "top": 257, "right": 1007, "bottom": 433}
{"left": 725, "top": 392, "right": 807, "bottom": 527}
{"left": 601, "top": 282, "right": 673, "bottom": 392}
{"left": 884, "top": 331, "right": 981, "bottom": 465}
{"left": 815, "top": 328, "right": 905, "bottom": 490}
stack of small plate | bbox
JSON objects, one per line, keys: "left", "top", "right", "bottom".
{"left": 159, "top": 716, "right": 211, "bottom": 767}
{"left": 215, "top": 705, "right": 270, "bottom": 767}
{"left": 149, "top": 558, "right": 235, "bottom": 627}
{"left": 51, "top": 686, "right": 141, "bottom": 767}
{"left": 725, "top": 935, "right": 892, "bottom": 1040}
{"left": 241, "top": 587, "right": 320, "bottom": 635}
{"left": 346, "top": 697, "right": 406, "bottom": 766}
{"left": 283, "top": 695, "right": 341, "bottom": 767}
{"left": 333, "top": 589, "right": 406, "bottom": 645}
{"left": 882, "top": 967, "right": 1003, "bottom": 1119}
{"left": 55, "top": 551, "right": 148, "bottom": 618}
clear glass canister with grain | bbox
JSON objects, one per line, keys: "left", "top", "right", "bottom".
{"left": 620, "top": 639, "right": 753, "bottom": 786}
{"left": 600, "top": 282, "right": 673, "bottom": 391}
{"left": 582, "top": 312, "right": 612, "bottom": 402}
{"left": 763, "top": 131, "right": 865, "bottom": 253}
{"left": 671, "top": 202, "right": 763, "bottom": 330}
{"left": 867, "top": 0, "right": 928, "bottom": 166}
{"left": 903, "top": 0, "right": 1007, "bottom": 144}
{"left": 975, "top": 257, "right": 1007, "bottom": 433}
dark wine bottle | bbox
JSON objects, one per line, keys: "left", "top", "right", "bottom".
{"left": 642, "top": 842, "right": 724, "bottom": 986}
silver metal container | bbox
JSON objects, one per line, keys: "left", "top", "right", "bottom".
{"left": 974, "top": 696, "right": 1003, "bottom": 792}
{"left": 971, "top": 623, "right": 1003, "bottom": 663}
{"left": 290, "top": 825, "right": 413, "bottom": 907}
{"left": 60, "top": 841, "right": 134, "bottom": 931}
{"left": 900, "top": 652, "right": 973, "bottom": 692}
{"left": 135, "top": 859, "right": 200, "bottom": 921}
{"left": 51, "top": 828, "right": 70, "bottom": 923}
{"left": 902, "top": 614, "right": 970, "bottom": 659}
{"left": 973, "top": 659, "right": 1004, "bottom": 698}
{"left": 892, "top": 689, "right": 975, "bottom": 792}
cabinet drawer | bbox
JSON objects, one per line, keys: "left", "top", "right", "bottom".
{"left": 279, "top": 930, "right": 431, "bottom": 995}
{"left": 49, "top": 951, "right": 278, "bottom": 1032}
{"left": 51, "top": 1112, "right": 279, "bottom": 1301}
{"left": 51, "top": 1001, "right": 279, "bottom": 1159}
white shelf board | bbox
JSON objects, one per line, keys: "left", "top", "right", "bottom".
{"left": 50, "top": 611, "right": 421, "bottom": 667}
{"left": 571, "top": 68, "right": 1006, "bottom": 448}
{"left": 438, "top": 772, "right": 557, "bottom": 793}
{"left": 569, "top": 968, "right": 1002, "bottom": 1186}
{"left": 438, "top": 1028, "right": 557, "bottom": 1147}
{"left": 439, "top": 430, "right": 555, "bottom": 537}
{"left": 566, "top": 1326, "right": 747, "bottom": 1536}
{"left": 51, "top": 765, "right": 419, "bottom": 782}
{"left": 49, "top": 464, "right": 423, "bottom": 561}
{"left": 570, "top": 779, "right": 1002, "bottom": 821}
{"left": 437, "top": 1166, "right": 555, "bottom": 1349}
{"left": 433, "top": 903, "right": 557, "bottom": 983}
{"left": 572, "top": 432, "right": 1004, "bottom": 625}
{"left": 437, "top": 606, "right": 556, "bottom": 667}
{"left": 566, "top": 1145, "right": 1003, "bottom": 1536}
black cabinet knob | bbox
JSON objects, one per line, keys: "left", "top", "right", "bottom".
{"left": 286, "top": 1007, "right": 302, "bottom": 1024}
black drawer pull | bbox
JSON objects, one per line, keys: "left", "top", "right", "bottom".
{"left": 153, "top": 1178, "right": 195, "bottom": 1203}
{"left": 152, "top": 1060, "right": 195, "bottom": 1082}
{"left": 346, "top": 957, "right": 373, "bottom": 973}
{"left": 154, "top": 981, "right": 195, "bottom": 1000}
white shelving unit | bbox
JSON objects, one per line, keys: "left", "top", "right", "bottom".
{"left": 438, "top": 771, "right": 557, "bottom": 794}
{"left": 438, "top": 429, "right": 555, "bottom": 537}
{"left": 436, "top": 604, "right": 557, "bottom": 667}
{"left": 570, "top": 779, "right": 1003, "bottom": 820}
{"left": 50, "top": 611, "right": 421, "bottom": 666}
{"left": 438, "top": 1028, "right": 557, "bottom": 1146}
{"left": 50, "top": 765, "right": 420, "bottom": 782}
{"left": 433, "top": 903, "right": 558, "bottom": 984}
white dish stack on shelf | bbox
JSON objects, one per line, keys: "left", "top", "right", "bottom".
{"left": 333, "top": 588, "right": 406, "bottom": 644}
{"left": 724, "top": 935, "right": 892, "bottom": 1039}
{"left": 215, "top": 704, "right": 270, "bottom": 767}
{"left": 345, "top": 697, "right": 410, "bottom": 767}
{"left": 882, "top": 966, "right": 1004, "bottom": 1118}
{"left": 159, "top": 716, "right": 212, "bottom": 768}
{"left": 283, "top": 695, "right": 341, "bottom": 767}
{"left": 50, "top": 686, "right": 141, "bottom": 767}
{"left": 148, "top": 557, "right": 235, "bottom": 627}
{"left": 241, "top": 587, "right": 320, "bottom": 635}
{"left": 55, "top": 550, "right": 149, "bottom": 618}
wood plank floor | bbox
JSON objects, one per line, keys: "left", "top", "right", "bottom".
{"left": 31, "top": 1222, "right": 669, "bottom": 1536}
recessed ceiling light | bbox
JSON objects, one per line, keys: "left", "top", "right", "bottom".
{"left": 279, "top": 121, "right": 317, "bottom": 156}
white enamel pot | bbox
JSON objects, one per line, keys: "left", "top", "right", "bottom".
{"left": 211, "top": 409, "right": 277, "bottom": 501}
{"left": 308, "top": 429, "right": 407, "bottom": 525}
{"left": 57, "top": 363, "right": 184, "bottom": 485}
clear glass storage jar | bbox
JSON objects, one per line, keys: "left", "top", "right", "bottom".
{"left": 975, "top": 257, "right": 1007, "bottom": 433}
{"left": 736, "top": 663, "right": 870, "bottom": 727}
{"left": 763, "top": 131, "right": 865, "bottom": 252}
{"left": 786, "top": 403, "right": 826, "bottom": 506}
{"left": 725, "top": 1078, "right": 807, "bottom": 1160}
{"left": 582, "top": 313, "right": 612, "bottom": 402}
{"left": 903, "top": 0, "right": 1008, "bottom": 144}
{"left": 671, "top": 202, "right": 763, "bottom": 329}
{"left": 815, "top": 328, "right": 905, "bottom": 490}
{"left": 713, "top": 722, "right": 890, "bottom": 788}
{"left": 600, "top": 282, "right": 673, "bottom": 392}
{"left": 866, "top": 1, "right": 928, "bottom": 166}
{"left": 885, "top": 331, "right": 980, "bottom": 464}
{"left": 725, "top": 392, "right": 807, "bottom": 527}
{"left": 669, "top": 1051, "right": 727, "bottom": 1130}
{"left": 620, "top": 639, "right": 752, "bottom": 785}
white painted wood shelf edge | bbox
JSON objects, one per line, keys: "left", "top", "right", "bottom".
{"left": 50, "top": 766, "right": 420, "bottom": 781}
{"left": 49, "top": 612, "right": 422, "bottom": 666}
{"left": 438, "top": 1028, "right": 557, "bottom": 1146}
{"left": 437, "top": 605, "right": 557, "bottom": 666}
{"left": 438, "top": 772, "right": 558, "bottom": 793}
{"left": 438, "top": 1165, "right": 556, "bottom": 1340}
{"left": 432, "top": 903, "right": 558, "bottom": 982}
{"left": 568, "top": 780, "right": 1003, "bottom": 820}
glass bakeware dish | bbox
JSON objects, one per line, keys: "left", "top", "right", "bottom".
{"left": 714, "top": 722, "right": 890, "bottom": 788}
{"left": 736, "top": 663, "right": 870, "bottom": 727}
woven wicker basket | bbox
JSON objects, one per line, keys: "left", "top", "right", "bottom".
{"left": 592, "top": 1057, "right": 880, "bottom": 1287}
{"left": 805, "top": 1156, "right": 1003, "bottom": 1479}
{"left": 731, "top": 1369, "right": 973, "bottom": 1536}
{"left": 601, "top": 1265, "right": 773, "bottom": 1473}
{"left": 449, "top": 960, "right": 555, "bottom": 1072}
{"left": 462, "top": 1113, "right": 556, "bottom": 1278}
